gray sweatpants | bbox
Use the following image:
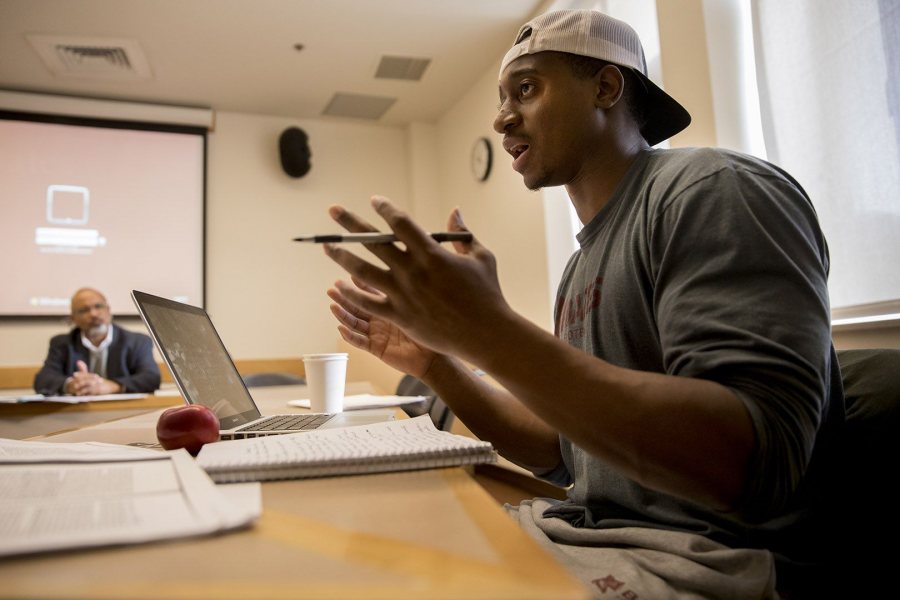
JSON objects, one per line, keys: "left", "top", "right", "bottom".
{"left": 506, "top": 498, "right": 778, "bottom": 599}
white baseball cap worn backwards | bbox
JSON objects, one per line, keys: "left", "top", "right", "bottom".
{"left": 500, "top": 9, "right": 691, "bottom": 146}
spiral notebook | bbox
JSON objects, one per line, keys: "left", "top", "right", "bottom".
{"left": 195, "top": 415, "right": 496, "bottom": 483}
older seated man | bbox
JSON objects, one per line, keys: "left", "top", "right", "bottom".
{"left": 34, "top": 288, "right": 161, "bottom": 395}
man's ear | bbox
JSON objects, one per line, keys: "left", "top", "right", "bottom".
{"left": 595, "top": 64, "right": 625, "bottom": 109}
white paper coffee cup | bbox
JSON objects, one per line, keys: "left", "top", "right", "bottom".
{"left": 302, "top": 353, "right": 348, "bottom": 413}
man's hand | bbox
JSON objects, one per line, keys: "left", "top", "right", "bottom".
{"left": 65, "top": 360, "right": 123, "bottom": 396}
{"left": 328, "top": 277, "right": 436, "bottom": 378}
{"left": 324, "top": 196, "right": 510, "bottom": 363}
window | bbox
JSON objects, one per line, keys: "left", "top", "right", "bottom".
{"left": 753, "top": 0, "right": 900, "bottom": 327}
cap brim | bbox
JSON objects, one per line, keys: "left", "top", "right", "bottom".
{"left": 632, "top": 71, "right": 691, "bottom": 146}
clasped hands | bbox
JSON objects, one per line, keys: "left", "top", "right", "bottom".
{"left": 323, "top": 196, "right": 508, "bottom": 373}
{"left": 64, "top": 360, "right": 123, "bottom": 396}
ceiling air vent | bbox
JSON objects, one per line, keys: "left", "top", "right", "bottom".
{"left": 374, "top": 55, "right": 431, "bottom": 81}
{"left": 26, "top": 35, "right": 152, "bottom": 80}
{"left": 322, "top": 92, "right": 397, "bottom": 120}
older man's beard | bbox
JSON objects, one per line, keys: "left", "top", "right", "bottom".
{"left": 86, "top": 323, "right": 109, "bottom": 340}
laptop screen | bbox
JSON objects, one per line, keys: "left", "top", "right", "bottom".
{"left": 132, "top": 290, "right": 261, "bottom": 430}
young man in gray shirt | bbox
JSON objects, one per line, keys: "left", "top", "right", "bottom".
{"left": 323, "top": 9, "right": 841, "bottom": 598}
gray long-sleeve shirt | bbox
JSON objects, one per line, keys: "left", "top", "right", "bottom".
{"left": 543, "top": 147, "right": 843, "bottom": 580}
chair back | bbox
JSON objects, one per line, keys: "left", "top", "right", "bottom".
{"left": 396, "top": 374, "right": 454, "bottom": 430}
{"left": 822, "top": 348, "right": 900, "bottom": 594}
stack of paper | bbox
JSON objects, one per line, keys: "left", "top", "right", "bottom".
{"left": 0, "top": 393, "right": 147, "bottom": 404}
{"left": 0, "top": 439, "right": 260, "bottom": 558}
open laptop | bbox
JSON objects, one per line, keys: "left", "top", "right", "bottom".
{"left": 132, "top": 290, "right": 389, "bottom": 440}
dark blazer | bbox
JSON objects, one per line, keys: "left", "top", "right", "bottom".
{"left": 33, "top": 324, "right": 161, "bottom": 395}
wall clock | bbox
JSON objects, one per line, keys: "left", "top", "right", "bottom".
{"left": 470, "top": 137, "right": 492, "bottom": 182}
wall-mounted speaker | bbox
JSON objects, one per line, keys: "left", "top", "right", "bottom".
{"left": 279, "top": 127, "right": 311, "bottom": 178}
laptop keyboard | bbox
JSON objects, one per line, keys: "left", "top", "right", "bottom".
{"left": 237, "top": 413, "right": 335, "bottom": 432}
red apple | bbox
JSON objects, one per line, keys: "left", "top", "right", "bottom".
{"left": 156, "top": 404, "right": 220, "bottom": 456}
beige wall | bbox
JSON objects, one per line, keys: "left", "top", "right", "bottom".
{"left": 656, "top": 0, "right": 717, "bottom": 149}
{"left": 205, "top": 111, "right": 410, "bottom": 359}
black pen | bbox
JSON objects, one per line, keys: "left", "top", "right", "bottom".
{"left": 293, "top": 232, "right": 473, "bottom": 244}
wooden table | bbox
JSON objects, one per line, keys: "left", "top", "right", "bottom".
{"left": 0, "top": 384, "right": 589, "bottom": 599}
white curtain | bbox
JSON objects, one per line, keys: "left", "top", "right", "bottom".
{"left": 753, "top": 0, "right": 900, "bottom": 319}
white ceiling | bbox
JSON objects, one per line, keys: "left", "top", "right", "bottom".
{"left": 0, "top": 0, "right": 546, "bottom": 126}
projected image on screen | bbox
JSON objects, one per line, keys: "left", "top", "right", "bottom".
{"left": 0, "top": 113, "right": 205, "bottom": 316}
{"left": 36, "top": 184, "right": 107, "bottom": 253}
